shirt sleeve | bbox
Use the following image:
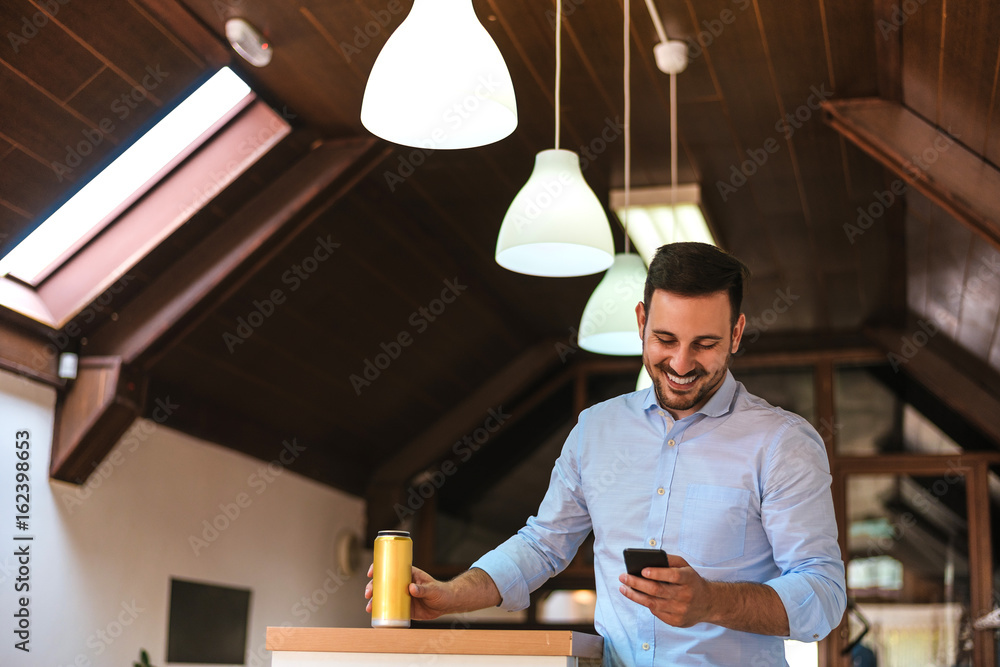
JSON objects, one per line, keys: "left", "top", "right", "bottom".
{"left": 760, "top": 418, "right": 848, "bottom": 642}
{"left": 471, "top": 418, "right": 594, "bottom": 611}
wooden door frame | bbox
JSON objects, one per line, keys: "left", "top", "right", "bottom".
{"left": 825, "top": 453, "right": 1000, "bottom": 667}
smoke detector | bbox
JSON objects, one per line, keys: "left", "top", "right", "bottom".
{"left": 225, "top": 18, "right": 272, "bottom": 68}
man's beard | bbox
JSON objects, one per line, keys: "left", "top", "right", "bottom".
{"left": 650, "top": 351, "right": 732, "bottom": 414}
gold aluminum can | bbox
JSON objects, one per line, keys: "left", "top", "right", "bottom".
{"left": 371, "top": 530, "right": 412, "bottom": 628}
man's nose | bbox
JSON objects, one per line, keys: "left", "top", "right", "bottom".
{"left": 670, "top": 349, "right": 696, "bottom": 375}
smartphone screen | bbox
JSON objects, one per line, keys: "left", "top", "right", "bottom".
{"left": 623, "top": 548, "right": 670, "bottom": 576}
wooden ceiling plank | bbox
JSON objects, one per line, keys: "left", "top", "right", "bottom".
{"left": 0, "top": 64, "right": 108, "bottom": 165}
{"left": 900, "top": 0, "right": 944, "bottom": 124}
{"left": 365, "top": 340, "right": 566, "bottom": 534}
{"left": 865, "top": 323, "right": 1000, "bottom": 447}
{"left": 985, "top": 42, "right": 1000, "bottom": 167}
{"left": 873, "top": 0, "right": 902, "bottom": 101}
{"left": 85, "top": 137, "right": 387, "bottom": 366}
{"left": 937, "top": 0, "right": 1000, "bottom": 155}
{"left": 0, "top": 0, "right": 104, "bottom": 101}
{"left": 131, "top": 0, "right": 231, "bottom": 69}
{"left": 822, "top": 98, "right": 1000, "bottom": 252}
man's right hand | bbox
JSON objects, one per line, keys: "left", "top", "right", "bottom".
{"left": 364, "top": 565, "right": 502, "bottom": 620}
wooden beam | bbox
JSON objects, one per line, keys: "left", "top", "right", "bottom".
{"left": 864, "top": 324, "right": 1000, "bottom": 446}
{"left": 50, "top": 356, "right": 145, "bottom": 482}
{"left": 365, "top": 341, "right": 567, "bottom": 538}
{"left": 135, "top": 0, "right": 231, "bottom": 69}
{"left": 86, "top": 137, "right": 386, "bottom": 367}
{"left": 968, "top": 461, "right": 996, "bottom": 666}
{"left": 54, "top": 137, "right": 387, "bottom": 486}
{"left": 0, "top": 317, "right": 62, "bottom": 386}
{"left": 822, "top": 98, "right": 1000, "bottom": 252}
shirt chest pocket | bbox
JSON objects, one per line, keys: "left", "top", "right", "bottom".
{"left": 678, "top": 484, "right": 751, "bottom": 566}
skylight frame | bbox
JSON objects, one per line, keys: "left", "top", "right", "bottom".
{"left": 0, "top": 67, "right": 254, "bottom": 286}
{"left": 609, "top": 184, "right": 717, "bottom": 266}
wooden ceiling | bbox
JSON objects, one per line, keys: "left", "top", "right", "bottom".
{"left": 1, "top": 0, "right": 1000, "bottom": 511}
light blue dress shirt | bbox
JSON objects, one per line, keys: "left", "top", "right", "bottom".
{"left": 472, "top": 371, "right": 846, "bottom": 666}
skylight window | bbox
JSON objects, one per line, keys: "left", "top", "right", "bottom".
{"left": 0, "top": 67, "right": 253, "bottom": 284}
{"left": 610, "top": 185, "right": 716, "bottom": 266}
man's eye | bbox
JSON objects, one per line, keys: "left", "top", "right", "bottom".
{"left": 696, "top": 343, "right": 718, "bottom": 350}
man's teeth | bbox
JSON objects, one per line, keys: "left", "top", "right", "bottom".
{"left": 668, "top": 373, "right": 696, "bottom": 385}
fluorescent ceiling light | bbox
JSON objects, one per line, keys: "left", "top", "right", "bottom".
{"left": 0, "top": 67, "right": 253, "bottom": 283}
{"left": 610, "top": 184, "right": 715, "bottom": 266}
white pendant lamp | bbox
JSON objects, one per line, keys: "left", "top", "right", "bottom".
{"left": 578, "top": 253, "right": 647, "bottom": 354}
{"left": 360, "top": 0, "right": 517, "bottom": 149}
{"left": 578, "top": 0, "right": 644, "bottom": 355}
{"left": 494, "top": 0, "right": 614, "bottom": 277}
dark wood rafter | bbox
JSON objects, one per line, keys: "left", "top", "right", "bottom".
{"left": 50, "top": 356, "right": 145, "bottom": 481}
{"left": 873, "top": 0, "right": 903, "bottom": 102}
{"left": 365, "top": 340, "right": 569, "bottom": 540}
{"left": 134, "top": 0, "right": 232, "bottom": 69}
{"left": 0, "top": 317, "right": 62, "bottom": 387}
{"left": 821, "top": 98, "right": 1000, "bottom": 252}
{"left": 51, "top": 137, "right": 389, "bottom": 485}
{"left": 865, "top": 322, "right": 1000, "bottom": 447}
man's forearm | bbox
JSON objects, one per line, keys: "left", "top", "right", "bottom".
{"left": 706, "top": 581, "right": 789, "bottom": 636}
{"left": 444, "top": 568, "right": 502, "bottom": 613}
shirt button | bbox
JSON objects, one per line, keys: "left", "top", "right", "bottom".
{"left": 648, "top": 538, "right": 656, "bottom": 546}
{"left": 658, "top": 410, "right": 664, "bottom": 417}
{"left": 668, "top": 439, "right": 676, "bottom": 446}
{"left": 657, "top": 487, "right": 665, "bottom": 495}
{"left": 642, "top": 642, "right": 650, "bottom": 651}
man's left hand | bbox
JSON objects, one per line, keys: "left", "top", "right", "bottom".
{"left": 618, "top": 553, "right": 716, "bottom": 627}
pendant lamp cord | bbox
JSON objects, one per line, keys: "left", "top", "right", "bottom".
{"left": 623, "top": 0, "right": 631, "bottom": 254}
{"left": 670, "top": 70, "right": 677, "bottom": 241}
{"left": 555, "top": 0, "right": 562, "bottom": 150}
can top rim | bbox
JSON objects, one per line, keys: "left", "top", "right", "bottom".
{"left": 376, "top": 530, "right": 411, "bottom": 537}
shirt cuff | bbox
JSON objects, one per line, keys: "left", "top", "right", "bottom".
{"left": 765, "top": 575, "right": 830, "bottom": 642}
{"left": 471, "top": 548, "right": 531, "bottom": 612}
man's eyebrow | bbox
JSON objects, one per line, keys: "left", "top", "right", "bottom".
{"left": 651, "top": 330, "right": 724, "bottom": 341}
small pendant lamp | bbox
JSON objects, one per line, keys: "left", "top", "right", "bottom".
{"left": 578, "top": 0, "right": 644, "bottom": 355}
{"left": 361, "top": 0, "right": 517, "bottom": 149}
{"left": 494, "top": 0, "right": 614, "bottom": 277}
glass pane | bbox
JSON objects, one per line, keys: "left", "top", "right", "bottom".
{"left": 846, "top": 473, "right": 976, "bottom": 666}
{"left": 835, "top": 366, "right": 900, "bottom": 455}
{"left": 735, "top": 367, "right": 816, "bottom": 428}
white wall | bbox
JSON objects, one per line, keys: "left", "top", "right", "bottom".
{"left": 0, "top": 368, "right": 370, "bottom": 667}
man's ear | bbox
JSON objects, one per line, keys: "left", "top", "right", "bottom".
{"left": 635, "top": 302, "right": 646, "bottom": 339}
{"left": 731, "top": 313, "right": 746, "bottom": 353}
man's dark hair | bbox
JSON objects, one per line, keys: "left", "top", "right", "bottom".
{"left": 643, "top": 242, "right": 751, "bottom": 327}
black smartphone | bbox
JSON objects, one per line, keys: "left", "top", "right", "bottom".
{"left": 623, "top": 548, "right": 670, "bottom": 577}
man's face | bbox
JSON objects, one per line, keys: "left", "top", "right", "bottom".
{"left": 635, "top": 289, "right": 745, "bottom": 419}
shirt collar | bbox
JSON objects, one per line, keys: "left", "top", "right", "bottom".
{"left": 641, "top": 369, "right": 738, "bottom": 419}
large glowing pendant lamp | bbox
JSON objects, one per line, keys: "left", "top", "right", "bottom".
{"left": 578, "top": 252, "right": 647, "bottom": 354}
{"left": 496, "top": 149, "right": 615, "bottom": 276}
{"left": 494, "top": 0, "right": 614, "bottom": 277}
{"left": 360, "top": 0, "right": 517, "bottom": 149}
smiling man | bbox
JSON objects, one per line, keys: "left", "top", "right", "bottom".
{"left": 365, "top": 242, "right": 846, "bottom": 666}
